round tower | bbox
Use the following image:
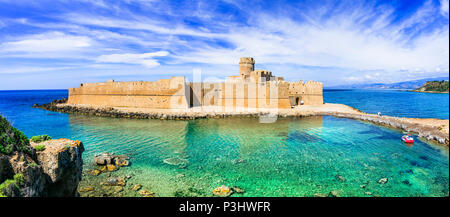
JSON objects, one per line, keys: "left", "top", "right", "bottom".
{"left": 239, "top": 57, "right": 255, "bottom": 78}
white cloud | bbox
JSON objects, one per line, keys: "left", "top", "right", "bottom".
{"left": 96, "top": 51, "right": 169, "bottom": 67}
{"left": 441, "top": 0, "right": 449, "bottom": 16}
{"left": 0, "top": 32, "right": 93, "bottom": 57}
{"left": 0, "top": 66, "right": 75, "bottom": 74}
{"left": 0, "top": 0, "right": 448, "bottom": 87}
{"left": 46, "top": 1, "right": 447, "bottom": 77}
{"left": 63, "top": 14, "right": 218, "bottom": 38}
{"left": 172, "top": 2, "right": 449, "bottom": 78}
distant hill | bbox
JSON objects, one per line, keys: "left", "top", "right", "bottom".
{"left": 413, "top": 80, "right": 449, "bottom": 93}
{"left": 329, "top": 77, "right": 449, "bottom": 90}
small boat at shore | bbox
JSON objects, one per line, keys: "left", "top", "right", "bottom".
{"left": 401, "top": 134, "right": 414, "bottom": 143}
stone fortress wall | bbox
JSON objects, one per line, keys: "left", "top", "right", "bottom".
{"left": 68, "top": 77, "right": 189, "bottom": 109}
{"left": 68, "top": 57, "right": 323, "bottom": 109}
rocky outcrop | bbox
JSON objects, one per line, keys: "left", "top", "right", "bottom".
{"left": 84, "top": 153, "right": 129, "bottom": 176}
{"left": 326, "top": 112, "right": 449, "bottom": 146}
{"left": 94, "top": 153, "right": 129, "bottom": 167}
{"left": 1, "top": 115, "right": 84, "bottom": 197}
{"left": 1, "top": 139, "right": 84, "bottom": 197}
{"left": 31, "top": 139, "right": 84, "bottom": 197}
{"left": 33, "top": 102, "right": 268, "bottom": 120}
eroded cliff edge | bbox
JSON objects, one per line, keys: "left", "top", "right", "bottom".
{"left": 0, "top": 115, "right": 84, "bottom": 197}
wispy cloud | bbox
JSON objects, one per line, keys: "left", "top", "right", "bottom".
{"left": 0, "top": 32, "right": 93, "bottom": 58}
{"left": 96, "top": 51, "right": 169, "bottom": 67}
{"left": 441, "top": 0, "right": 449, "bottom": 16}
{"left": 0, "top": 0, "right": 448, "bottom": 89}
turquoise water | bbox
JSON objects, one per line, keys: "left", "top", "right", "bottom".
{"left": 324, "top": 89, "right": 449, "bottom": 119}
{"left": 0, "top": 90, "right": 449, "bottom": 197}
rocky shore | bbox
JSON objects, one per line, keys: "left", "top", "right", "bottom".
{"left": 1, "top": 115, "right": 84, "bottom": 197}
{"left": 34, "top": 100, "right": 449, "bottom": 146}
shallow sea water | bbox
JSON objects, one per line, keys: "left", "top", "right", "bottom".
{"left": 75, "top": 115, "right": 449, "bottom": 197}
{"left": 1, "top": 90, "right": 448, "bottom": 197}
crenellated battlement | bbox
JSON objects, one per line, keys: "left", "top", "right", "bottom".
{"left": 68, "top": 57, "right": 323, "bottom": 109}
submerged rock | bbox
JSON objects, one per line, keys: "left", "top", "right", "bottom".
{"left": 132, "top": 184, "right": 142, "bottom": 191}
{"left": 231, "top": 186, "right": 245, "bottom": 194}
{"left": 79, "top": 186, "right": 95, "bottom": 192}
{"left": 314, "top": 193, "right": 327, "bottom": 197}
{"left": 163, "top": 157, "right": 188, "bottom": 166}
{"left": 106, "top": 164, "right": 117, "bottom": 172}
{"left": 86, "top": 169, "right": 101, "bottom": 176}
{"left": 402, "top": 180, "right": 411, "bottom": 186}
{"left": 115, "top": 156, "right": 130, "bottom": 167}
{"left": 232, "top": 159, "right": 246, "bottom": 164}
{"left": 113, "top": 186, "right": 124, "bottom": 193}
{"left": 335, "top": 174, "right": 346, "bottom": 182}
{"left": 378, "top": 178, "right": 388, "bottom": 184}
{"left": 101, "top": 177, "right": 126, "bottom": 186}
{"left": 328, "top": 190, "right": 341, "bottom": 197}
{"left": 139, "top": 189, "right": 155, "bottom": 197}
{"left": 212, "top": 185, "right": 233, "bottom": 197}
{"left": 94, "top": 153, "right": 114, "bottom": 165}
{"left": 94, "top": 153, "right": 130, "bottom": 169}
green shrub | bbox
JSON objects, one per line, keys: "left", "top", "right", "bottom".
{"left": 31, "top": 135, "right": 52, "bottom": 143}
{"left": 0, "top": 115, "right": 30, "bottom": 155}
{"left": 42, "top": 135, "right": 51, "bottom": 141}
{"left": 34, "top": 144, "right": 46, "bottom": 151}
{"left": 0, "top": 173, "right": 24, "bottom": 197}
{"left": 13, "top": 174, "right": 24, "bottom": 186}
{"left": 31, "top": 136, "right": 43, "bottom": 143}
{"left": 0, "top": 144, "right": 12, "bottom": 155}
{"left": 27, "top": 162, "right": 38, "bottom": 168}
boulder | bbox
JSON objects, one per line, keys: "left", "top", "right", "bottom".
{"left": 378, "top": 178, "right": 388, "bottom": 184}
{"left": 139, "top": 189, "right": 155, "bottom": 197}
{"left": 212, "top": 185, "right": 233, "bottom": 197}
{"left": 328, "top": 190, "right": 341, "bottom": 197}
{"left": 79, "top": 186, "right": 95, "bottom": 192}
{"left": 93, "top": 153, "right": 130, "bottom": 169}
{"left": 313, "top": 193, "right": 327, "bottom": 197}
{"left": 94, "top": 153, "right": 114, "bottom": 165}
{"left": 335, "top": 174, "right": 346, "bottom": 182}
{"left": 101, "top": 177, "right": 126, "bottom": 186}
{"left": 106, "top": 164, "right": 117, "bottom": 172}
{"left": 86, "top": 169, "right": 101, "bottom": 176}
{"left": 132, "top": 184, "right": 142, "bottom": 191}
{"left": 231, "top": 186, "right": 245, "bottom": 194}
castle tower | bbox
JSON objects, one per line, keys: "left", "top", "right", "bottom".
{"left": 239, "top": 57, "right": 255, "bottom": 78}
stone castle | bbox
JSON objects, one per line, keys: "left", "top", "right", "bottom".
{"left": 68, "top": 57, "right": 323, "bottom": 110}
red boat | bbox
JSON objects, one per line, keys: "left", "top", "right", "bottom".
{"left": 402, "top": 134, "right": 414, "bottom": 143}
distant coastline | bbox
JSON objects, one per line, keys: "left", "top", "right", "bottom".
{"left": 328, "top": 76, "right": 449, "bottom": 90}
{"left": 409, "top": 80, "right": 449, "bottom": 94}
{"left": 409, "top": 90, "right": 449, "bottom": 94}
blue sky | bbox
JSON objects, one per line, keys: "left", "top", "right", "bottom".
{"left": 0, "top": 0, "right": 448, "bottom": 89}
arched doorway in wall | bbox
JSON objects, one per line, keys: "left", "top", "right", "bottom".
{"left": 295, "top": 97, "right": 300, "bottom": 106}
